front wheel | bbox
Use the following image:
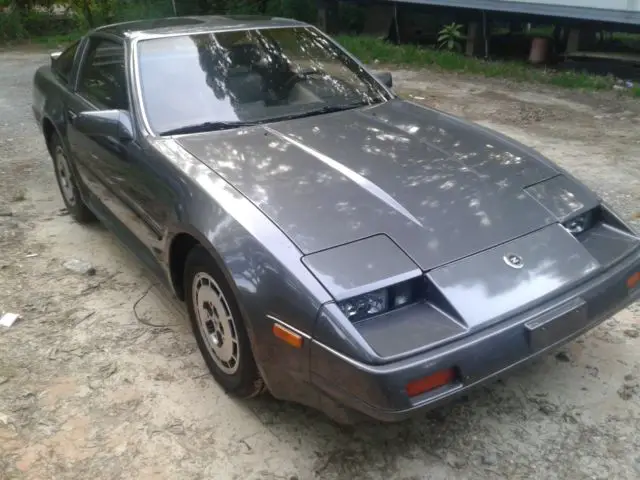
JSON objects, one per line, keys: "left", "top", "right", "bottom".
{"left": 49, "top": 133, "right": 95, "bottom": 223}
{"left": 184, "top": 246, "right": 265, "bottom": 398}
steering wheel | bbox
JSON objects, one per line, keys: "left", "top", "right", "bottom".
{"left": 281, "top": 68, "right": 327, "bottom": 90}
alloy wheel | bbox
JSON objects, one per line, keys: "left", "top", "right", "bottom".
{"left": 54, "top": 145, "right": 76, "bottom": 206}
{"left": 192, "top": 272, "right": 240, "bottom": 375}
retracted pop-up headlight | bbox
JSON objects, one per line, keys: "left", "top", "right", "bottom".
{"left": 562, "top": 208, "right": 598, "bottom": 235}
{"left": 337, "top": 278, "right": 421, "bottom": 322}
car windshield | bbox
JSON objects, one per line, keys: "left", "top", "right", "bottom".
{"left": 136, "top": 26, "right": 391, "bottom": 135}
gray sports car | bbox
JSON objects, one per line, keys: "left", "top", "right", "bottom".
{"left": 32, "top": 15, "right": 640, "bottom": 423}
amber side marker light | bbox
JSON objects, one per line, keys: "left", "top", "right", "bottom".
{"left": 272, "top": 323, "right": 303, "bottom": 349}
{"left": 406, "top": 368, "right": 457, "bottom": 398}
{"left": 628, "top": 272, "right": 640, "bottom": 290}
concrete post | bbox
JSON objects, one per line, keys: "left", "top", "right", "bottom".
{"left": 566, "top": 28, "right": 580, "bottom": 53}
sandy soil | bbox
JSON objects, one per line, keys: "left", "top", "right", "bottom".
{"left": 1, "top": 51, "right": 639, "bottom": 480}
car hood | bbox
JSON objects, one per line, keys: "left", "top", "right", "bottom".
{"left": 176, "top": 99, "right": 597, "bottom": 270}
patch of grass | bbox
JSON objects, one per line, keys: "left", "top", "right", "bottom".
{"left": 0, "top": 31, "right": 82, "bottom": 49}
{"left": 32, "top": 32, "right": 83, "bottom": 44}
{"left": 612, "top": 32, "right": 640, "bottom": 49}
{"left": 336, "top": 35, "right": 629, "bottom": 94}
{"left": 26, "top": 32, "right": 83, "bottom": 48}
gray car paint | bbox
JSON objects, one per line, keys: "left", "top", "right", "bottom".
{"left": 32, "top": 16, "right": 640, "bottom": 423}
{"left": 302, "top": 234, "right": 421, "bottom": 301}
{"left": 177, "top": 99, "right": 604, "bottom": 271}
{"left": 427, "top": 223, "right": 601, "bottom": 329}
{"left": 311, "top": 247, "right": 640, "bottom": 421}
{"left": 311, "top": 220, "right": 640, "bottom": 362}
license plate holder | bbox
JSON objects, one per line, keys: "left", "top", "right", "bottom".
{"left": 525, "top": 299, "right": 589, "bottom": 353}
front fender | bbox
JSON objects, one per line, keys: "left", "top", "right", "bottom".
{"left": 153, "top": 137, "right": 332, "bottom": 399}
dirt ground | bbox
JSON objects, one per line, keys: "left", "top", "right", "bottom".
{"left": 1, "top": 50, "right": 639, "bottom": 480}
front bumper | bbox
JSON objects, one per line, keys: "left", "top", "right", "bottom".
{"left": 309, "top": 247, "right": 640, "bottom": 423}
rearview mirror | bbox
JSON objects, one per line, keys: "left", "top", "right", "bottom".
{"left": 74, "top": 110, "right": 133, "bottom": 142}
{"left": 374, "top": 71, "right": 393, "bottom": 88}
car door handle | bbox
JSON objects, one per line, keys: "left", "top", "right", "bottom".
{"left": 67, "top": 110, "right": 77, "bottom": 122}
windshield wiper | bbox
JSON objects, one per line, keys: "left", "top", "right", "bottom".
{"left": 274, "top": 101, "right": 370, "bottom": 122}
{"left": 160, "top": 121, "right": 257, "bottom": 136}
{"left": 160, "top": 101, "right": 375, "bottom": 135}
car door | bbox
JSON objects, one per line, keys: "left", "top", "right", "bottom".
{"left": 67, "top": 37, "right": 125, "bottom": 209}
{"left": 66, "top": 35, "right": 169, "bottom": 276}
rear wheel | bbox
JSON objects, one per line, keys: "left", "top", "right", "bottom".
{"left": 184, "top": 246, "right": 264, "bottom": 398}
{"left": 49, "top": 133, "right": 95, "bottom": 223}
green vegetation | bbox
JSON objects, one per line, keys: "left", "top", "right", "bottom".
{"left": 0, "top": 0, "right": 317, "bottom": 43}
{"left": 337, "top": 35, "right": 640, "bottom": 97}
{"left": 1, "top": 0, "right": 638, "bottom": 97}
{"left": 29, "top": 32, "right": 82, "bottom": 46}
{"left": 0, "top": 0, "right": 177, "bottom": 43}
{"left": 437, "top": 23, "right": 464, "bottom": 52}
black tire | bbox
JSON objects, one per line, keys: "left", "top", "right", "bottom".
{"left": 184, "top": 246, "right": 265, "bottom": 398}
{"left": 49, "top": 133, "right": 95, "bottom": 224}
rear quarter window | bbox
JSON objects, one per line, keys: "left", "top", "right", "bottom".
{"left": 52, "top": 41, "right": 80, "bottom": 84}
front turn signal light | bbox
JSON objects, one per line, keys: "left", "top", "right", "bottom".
{"left": 272, "top": 323, "right": 303, "bottom": 349}
{"left": 627, "top": 272, "right": 640, "bottom": 290}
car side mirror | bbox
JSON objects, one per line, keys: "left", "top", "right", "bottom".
{"left": 74, "top": 110, "right": 133, "bottom": 142}
{"left": 50, "top": 51, "right": 62, "bottom": 68}
{"left": 375, "top": 71, "right": 393, "bottom": 88}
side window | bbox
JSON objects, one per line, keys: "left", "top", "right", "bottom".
{"left": 52, "top": 41, "right": 79, "bottom": 83}
{"left": 77, "top": 39, "right": 128, "bottom": 110}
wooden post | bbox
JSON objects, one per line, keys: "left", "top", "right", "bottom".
{"left": 466, "top": 21, "right": 480, "bottom": 56}
{"left": 317, "top": 0, "right": 339, "bottom": 34}
{"left": 466, "top": 20, "right": 490, "bottom": 57}
{"left": 466, "top": 13, "right": 491, "bottom": 58}
{"left": 362, "top": 3, "right": 395, "bottom": 39}
{"left": 482, "top": 10, "right": 490, "bottom": 58}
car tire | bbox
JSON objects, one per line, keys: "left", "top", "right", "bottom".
{"left": 184, "top": 246, "right": 265, "bottom": 398}
{"left": 49, "top": 133, "right": 95, "bottom": 224}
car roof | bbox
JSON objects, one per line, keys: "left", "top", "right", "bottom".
{"left": 92, "top": 15, "right": 308, "bottom": 39}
